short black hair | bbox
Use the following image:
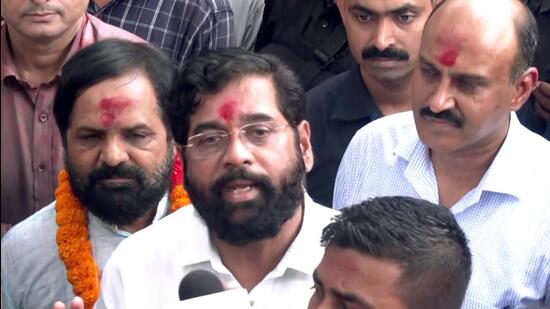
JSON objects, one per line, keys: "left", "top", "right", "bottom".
{"left": 168, "top": 48, "right": 305, "bottom": 146}
{"left": 53, "top": 39, "right": 175, "bottom": 144}
{"left": 322, "top": 196, "right": 472, "bottom": 309}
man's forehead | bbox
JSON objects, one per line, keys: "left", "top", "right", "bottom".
{"left": 421, "top": 24, "right": 516, "bottom": 73}
{"left": 190, "top": 76, "right": 283, "bottom": 126}
{"left": 70, "top": 74, "right": 161, "bottom": 127}
{"left": 425, "top": 0, "right": 517, "bottom": 44}
{"left": 317, "top": 247, "right": 404, "bottom": 307}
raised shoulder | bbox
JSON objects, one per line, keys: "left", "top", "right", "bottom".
{"left": 88, "top": 14, "right": 144, "bottom": 43}
{"left": 333, "top": 111, "right": 415, "bottom": 209}
{"left": 1, "top": 202, "right": 58, "bottom": 253}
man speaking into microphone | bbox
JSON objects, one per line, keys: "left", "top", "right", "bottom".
{"left": 96, "top": 48, "right": 338, "bottom": 309}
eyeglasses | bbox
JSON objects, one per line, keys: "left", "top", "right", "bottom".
{"left": 183, "top": 122, "right": 291, "bottom": 160}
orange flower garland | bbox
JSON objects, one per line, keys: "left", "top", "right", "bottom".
{"left": 56, "top": 156, "right": 190, "bottom": 308}
{"left": 56, "top": 169, "right": 100, "bottom": 309}
{"left": 170, "top": 152, "right": 191, "bottom": 211}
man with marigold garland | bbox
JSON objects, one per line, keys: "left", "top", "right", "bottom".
{"left": 1, "top": 39, "right": 190, "bottom": 309}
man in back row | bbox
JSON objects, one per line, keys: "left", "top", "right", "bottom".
{"left": 306, "top": 0, "right": 437, "bottom": 207}
{"left": 1, "top": 0, "right": 142, "bottom": 235}
{"left": 335, "top": 0, "right": 550, "bottom": 306}
{"left": 87, "top": 0, "right": 235, "bottom": 64}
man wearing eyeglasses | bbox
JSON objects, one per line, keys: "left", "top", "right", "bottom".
{"left": 94, "top": 48, "right": 339, "bottom": 309}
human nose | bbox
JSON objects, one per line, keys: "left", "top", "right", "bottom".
{"left": 221, "top": 132, "right": 254, "bottom": 167}
{"left": 373, "top": 18, "right": 396, "bottom": 51}
{"left": 428, "top": 78, "right": 456, "bottom": 113}
{"left": 98, "top": 136, "right": 130, "bottom": 167}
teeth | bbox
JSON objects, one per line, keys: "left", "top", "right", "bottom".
{"left": 231, "top": 186, "right": 251, "bottom": 193}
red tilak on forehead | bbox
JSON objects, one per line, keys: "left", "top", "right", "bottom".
{"left": 438, "top": 50, "right": 459, "bottom": 67}
{"left": 436, "top": 32, "right": 464, "bottom": 67}
{"left": 218, "top": 100, "right": 237, "bottom": 122}
{"left": 99, "top": 97, "right": 132, "bottom": 127}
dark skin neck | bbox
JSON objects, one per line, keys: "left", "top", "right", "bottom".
{"left": 6, "top": 17, "right": 83, "bottom": 88}
{"left": 212, "top": 205, "right": 304, "bottom": 292}
{"left": 360, "top": 66, "right": 412, "bottom": 116}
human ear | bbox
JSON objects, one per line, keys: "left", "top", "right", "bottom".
{"left": 510, "top": 67, "right": 539, "bottom": 111}
{"left": 297, "top": 121, "right": 314, "bottom": 172}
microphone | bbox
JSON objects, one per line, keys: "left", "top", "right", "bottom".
{"left": 178, "top": 270, "right": 225, "bottom": 301}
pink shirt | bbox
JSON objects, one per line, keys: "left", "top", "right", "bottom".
{"left": 1, "top": 14, "right": 143, "bottom": 227}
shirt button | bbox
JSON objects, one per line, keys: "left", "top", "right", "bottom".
{"left": 38, "top": 164, "right": 46, "bottom": 172}
{"left": 321, "top": 20, "right": 329, "bottom": 29}
{"left": 39, "top": 113, "right": 48, "bottom": 122}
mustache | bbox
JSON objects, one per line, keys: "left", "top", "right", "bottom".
{"left": 212, "top": 168, "right": 271, "bottom": 193}
{"left": 420, "top": 107, "right": 464, "bottom": 128}
{"left": 88, "top": 164, "right": 147, "bottom": 186}
{"left": 362, "top": 46, "right": 409, "bottom": 61}
{"left": 22, "top": 3, "right": 62, "bottom": 15}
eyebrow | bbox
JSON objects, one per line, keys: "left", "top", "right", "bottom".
{"left": 240, "top": 113, "right": 275, "bottom": 124}
{"left": 192, "top": 113, "right": 277, "bottom": 135}
{"left": 127, "top": 123, "right": 153, "bottom": 130}
{"left": 313, "top": 270, "right": 373, "bottom": 309}
{"left": 73, "top": 124, "right": 155, "bottom": 139}
{"left": 192, "top": 122, "right": 226, "bottom": 134}
{"left": 333, "top": 290, "right": 374, "bottom": 309}
{"left": 349, "top": 3, "right": 424, "bottom": 15}
{"left": 121, "top": 124, "right": 155, "bottom": 133}
{"left": 419, "top": 55, "right": 439, "bottom": 69}
{"left": 420, "top": 55, "right": 489, "bottom": 86}
{"left": 452, "top": 73, "right": 490, "bottom": 87}
{"left": 391, "top": 3, "right": 424, "bottom": 14}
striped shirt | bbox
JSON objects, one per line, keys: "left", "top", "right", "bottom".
{"left": 334, "top": 111, "right": 550, "bottom": 308}
{"left": 88, "top": 0, "right": 235, "bottom": 65}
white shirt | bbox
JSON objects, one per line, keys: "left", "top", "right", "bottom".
{"left": 334, "top": 111, "right": 550, "bottom": 308}
{"left": 97, "top": 193, "right": 338, "bottom": 309}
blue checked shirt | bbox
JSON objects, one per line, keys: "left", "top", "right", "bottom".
{"left": 333, "top": 111, "right": 550, "bottom": 308}
{"left": 88, "top": 0, "right": 235, "bottom": 65}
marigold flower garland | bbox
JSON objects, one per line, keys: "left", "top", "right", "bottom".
{"left": 170, "top": 152, "right": 191, "bottom": 212}
{"left": 56, "top": 154, "right": 190, "bottom": 308}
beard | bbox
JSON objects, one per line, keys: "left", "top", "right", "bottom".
{"left": 185, "top": 150, "right": 306, "bottom": 246}
{"left": 66, "top": 146, "right": 174, "bottom": 226}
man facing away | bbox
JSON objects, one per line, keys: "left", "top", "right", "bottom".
{"left": 96, "top": 48, "right": 338, "bottom": 308}
{"left": 1, "top": 0, "right": 142, "bottom": 235}
{"left": 1, "top": 39, "right": 180, "bottom": 309}
{"left": 310, "top": 196, "right": 472, "bottom": 309}
{"left": 306, "top": 0, "right": 437, "bottom": 207}
{"left": 334, "top": 0, "right": 550, "bottom": 307}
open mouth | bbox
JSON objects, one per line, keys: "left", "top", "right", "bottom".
{"left": 222, "top": 179, "right": 260, "bottom": 203}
